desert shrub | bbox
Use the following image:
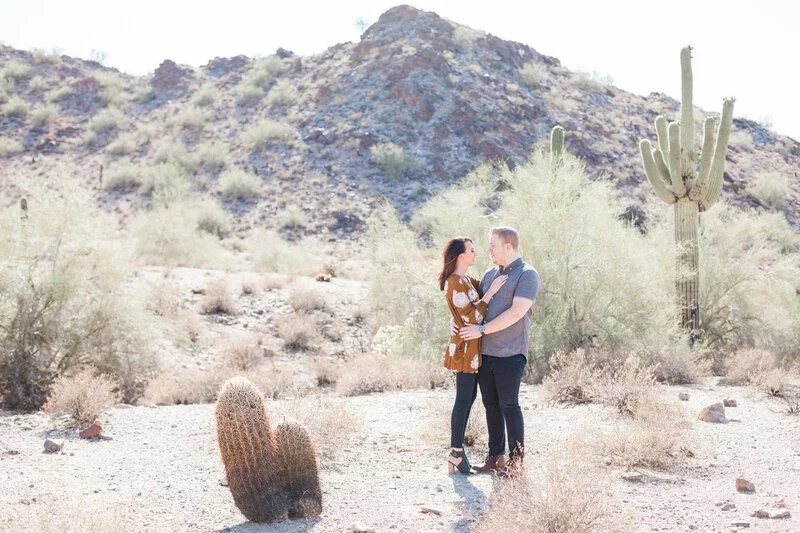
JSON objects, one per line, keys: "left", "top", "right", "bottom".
{"left": 141, "top": 162, "right": 190, "bottom": 207}
{"left": 1, "top": 60, "right": 32, "bottom": 82}
{"left": 143, "top": 365, "right": 298, "bottom": 405}
{"left": 147, "top": 281, "right": 183, "bottom": 317}
{"left": 600, "top": 397, "right": 688, "bottom": 470}
{"left": 195, "top": 199, "right": 231, "bottom": 238}
{"left": 266, "top": 79, "right": 296, "bottom": 107}
{"left": 0, "top": 137, "right": 24, "bottom": 157}
{"left": 290, "top": 287, "right": 327, "bottom": 312}
{"left": 103, "top": 164, "right": 143, "bottom": 191}
{"left": 167, "top": 105, "right": 210, "bottom": 131}
{"left": 2, "top": 96, "right": 30, "bottom": 118}
{"left": 132, "top": 203, "right": 230, "bottom": 268}
{"left": 519, "top": 61, "right": 550, "bottom": 87}
{"left": 217, "top": 168, "right": 262, "bottom": 199}
{"left": 132, "top": 84, "right": 155, "bottom": 103}
{"left": 279, "top": 315, "right": 318, "bottom": 351}
{"left": 369, "top": 142, "right": 419, "bottom": 180}
{"left": 696, "top": 205, "right": 800, "bottom": 360}
{"left": 200, "top": 279, "right": 237, "bottom": 314}
{"left": 275, "top": 397, "right": 359, "bottom": 459}
{"left": 225, "top": 342, "right": 262, "bottom": 371}
{"left": 278, "top": 204, "right": 307, "bottom": 229}
{"left": 88, "top": 107, "right": 124, "bottom": 133}
{"left": 308, "top": 357, "right": 340, "bottom": 387}
{"left": 27, "top": 75, "right": 47, "bottom": 92}
{"left": 192, "top": 86, "right": 216, "bottom": 107}
{"left": 195, "top": 142, "right": 229, "bottom": 174}
{"left": 452, "top": 26, "right": 483, "bottom": 50}
{"left": 241, "top": 119, "right": 295, "bottom": 148}
{"left": 46, "top": 84, "right": 72, "bottom": 103}
{"left": 335, "top": 355, "right": 395, "bottom": 396}
{"left": 746, "top": 171, "right": 789, "bottom": 209}
{"left": 474, "top": 457, "right": 612, "bottom": 533}
{"left": 106, "top": 132, "right": 137, "bottom": 155}
{"left": 244, "top": 55, "right": 285, "bottom": 89}
{"left": 724, "top": 349, "right": 779, "bottom": 385}
{"left": 0, "top": 181, "right": 151, "bottom": 409}
{"left": 43, "top": 368, "right": 119, "bottom": 426}
{"left": 30, "top": 104, "right": 57, "bottom": 127}
{"left": 235, "top": 84, "right": 264, "bottom": 106}
{"left": 153, "top": 139, "right": 198, "bottom": 175}
{"left": 249, "top": 229, "right": 324, "bottom": 275}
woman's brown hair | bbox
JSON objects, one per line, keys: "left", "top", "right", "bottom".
{"left": 438, "top": 237, "right": 472, "bottom": 291}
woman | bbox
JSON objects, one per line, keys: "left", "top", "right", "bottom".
{"left": 439, "top": 237, "right": 506, "bottom": 474}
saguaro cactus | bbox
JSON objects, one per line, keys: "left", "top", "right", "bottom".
{"left": 639, "top": 46, "right": 734, "bottom": 337}
{"left": 215, "top": 377, "right": 322, "bottom": 523}
{"left": 550, "top": 125, "right": 564, "bottom": 170}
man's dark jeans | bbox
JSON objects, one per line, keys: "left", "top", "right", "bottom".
{"left": 478, "top": 354, "right": 526, "bottom": 458}
{"left": 450, "top": 372, "right": 478, "bottom": 448}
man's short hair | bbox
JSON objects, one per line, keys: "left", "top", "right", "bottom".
{"left": 490, "top": 226, "right": 520, "bottom": 250}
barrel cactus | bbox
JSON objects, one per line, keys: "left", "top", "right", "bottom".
{"left": 638, "top": 46, "right": 734, "bottom": 339}
{"left": 215, "top": 377, "right": 322, "bottom": 522}
{"left": 275, "top": 421, "right": 323, "bottom": 518}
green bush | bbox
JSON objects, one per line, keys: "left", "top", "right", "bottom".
{"left": 241, "top": 119, "right": 295, "bottom": 148}
{"left": 0, "top": 137, "right": 23, "bottom": 157}
{"left": 0, "top": 182, "right": 152, "bottom": 409}
{"left": 369, "top": 142, "right": 419, "bottom": 180}
{"left": 266, "top": 79, "right": 296, "bottom": 107}
{"left": 217, "top": 169, "right": 262, "bottom": 200}
{"left": 2, "top": 97, "right": 30, "bottom": 118}
{"left": 89, "top": 107, "right": 124, "bottom": 133}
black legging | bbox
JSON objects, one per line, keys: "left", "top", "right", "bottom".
{"left": 450, "top": 372, "right": 478, "bottom": 448}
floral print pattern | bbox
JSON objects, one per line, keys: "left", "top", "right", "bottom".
{"left": 443, "top": 274, "right": 487, "bottom": 373}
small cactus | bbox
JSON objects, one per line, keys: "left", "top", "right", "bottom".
{"left": 550, "top": 125, "right": 564, "bottom": 170}
{"left": 215, "top": 377, "right": 288, "bottom": 523}
{"left": 215, "top": 377, "right": 322, "bottom": 523}
{"left": 276, "top": 421, "right": 323, "bottom": 518}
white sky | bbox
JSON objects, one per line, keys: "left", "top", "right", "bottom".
{"left": 2, "top": 0, "right": 798, "bottom": 140}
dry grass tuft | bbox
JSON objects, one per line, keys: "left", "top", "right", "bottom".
{"left": 279, "top": 315, "right": 319, "bottom": 351}
{"left": 200, "top": 279, "right": 237, "bottom": 315}
{"left": 308, "top": 356, "right": 340, "bottom": 387}
{"left": 335, "top": 355, "right": 396, "bottom": 396}
{"left": 290, "top": 287, "right": 327, "bottom": 312}
{"left": 474, "top": 453, "right": 614, "bottom": 533}
{"left": 225, "top": 342, "right": 263, "bottom": 371}
{"left": 43, "top": 368, "right": 119, "bottom": 426}
{"left": 276, "top": 397, "right": 360, "bottom": 459}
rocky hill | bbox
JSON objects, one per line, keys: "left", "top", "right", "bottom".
{"left": 1, "top": 4, "right": 798, "bottom": 239}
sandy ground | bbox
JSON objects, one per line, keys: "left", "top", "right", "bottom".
{"left": 1, "top": 379, "right": 799, "bottom": 533}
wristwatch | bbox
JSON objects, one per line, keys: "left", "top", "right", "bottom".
{"left": 478, "top": 325, "right": 485, "bottom": 335}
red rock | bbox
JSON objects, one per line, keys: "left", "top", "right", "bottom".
{"left": 43, "top": 439, "right": 63, "bottom": 453}
{"left": 723, "top": 398, "right": 737, "bottom": 407}
{"left": 79, "top": 420, "right": 102, "bottom": 439}
{"left": 735, "top": 478, "right": 755, "bottom": 492}
{"left": 699, "top": 403, "right": 727, "bottom": 423}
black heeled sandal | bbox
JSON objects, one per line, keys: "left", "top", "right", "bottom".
{"left": 447, "top": 448, "right": 473, "bottom": 475}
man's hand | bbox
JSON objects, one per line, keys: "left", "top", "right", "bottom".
{"left": 459, "top": 325, "right": 482, "bottom": 340}
{"left": 450, "top": 318, "right": 458, "bottom": 336}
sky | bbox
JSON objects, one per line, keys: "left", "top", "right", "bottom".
{"left": 2, "top": 0, "right": 798, "bottom": 140}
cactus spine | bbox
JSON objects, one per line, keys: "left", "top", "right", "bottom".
{"left": 215, "top": 377, "right": 322, "bottom": 523}
{"left": 638, "top": 46, "right": 734, "bottom": 338}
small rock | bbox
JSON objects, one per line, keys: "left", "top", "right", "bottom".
{"left": 678, "top": 392, "right": 690, "bottom": 401}
{"left": 43, "top": 439, "right": 63, "bottom": 453}
{"left": 752, "top": 510, "right": 769, "bottom": 519}
{"left": 723, "top": 398, "right": 737, "bottom": 407}
{"left": 771, "top": 511, "right": 791, "bottom": 519}
{"left": 730, "top": 521, "right": 749, "bottom": 528}
{"left": 348, "top": 524, "right": 374, "bottom": 533}
{"left": 735, "top": 478, "right": 755, "bottom": 492}
{"left": 721, "top": 503, "right": 736, "bottom": 511}
{"left": 621, "top": 472, "right": 645, "bottom": 482}
{"left": 420, "top": 505, "right": 443, "bottom": 516}
{"left": 698, "top": 403, "right": 727, "bottom": 423}
{"left": 79, "top": 420, "right": 102, "bottom": 439}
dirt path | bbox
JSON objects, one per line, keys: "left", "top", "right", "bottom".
{"left": 1, "top": 381, "right": 798, "bottom": 532}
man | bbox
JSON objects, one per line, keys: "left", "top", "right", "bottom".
{"left": 458, "top": 226, "right": 540, "bottom": 476}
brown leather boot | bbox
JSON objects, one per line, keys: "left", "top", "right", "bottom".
{"left": 473, "top": 454, "right": 506, "bottom": 474}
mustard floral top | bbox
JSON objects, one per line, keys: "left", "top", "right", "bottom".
{"left": 443, "top": 274, "right": 487, "bottom": 373}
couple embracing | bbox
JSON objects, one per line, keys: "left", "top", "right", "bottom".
{"left": 439, "top": 226, "right": 540, "bottom": 477}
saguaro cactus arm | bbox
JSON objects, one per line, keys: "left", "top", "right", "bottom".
{"left": 680, "top": 46, "right": 694, "bottom": 162}
{"left": 700, "top": 97, "right": 735, "bottom": 210}
{"left": 640, "top": 140, "right": 676, "bottom": 204}
{"left": 667, "top": 122, "right": 686, "bottom": 196}
{"left": 550, "top": 125, "right": 564, "bottom": 169}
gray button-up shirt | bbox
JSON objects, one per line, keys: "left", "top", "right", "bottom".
{"left": 479, "top": 257, "right": 540, "bottom": 358}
